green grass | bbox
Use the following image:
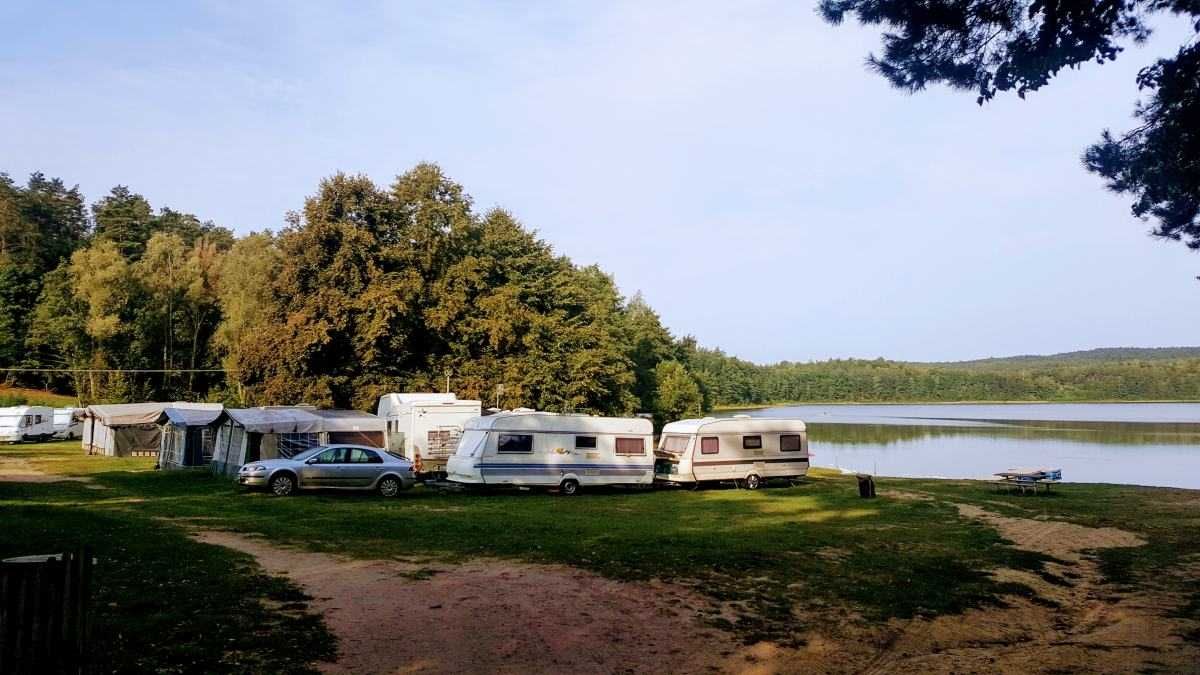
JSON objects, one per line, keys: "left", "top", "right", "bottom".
{"left": 3, "top": 441, "right": 1198, "bottom": 669}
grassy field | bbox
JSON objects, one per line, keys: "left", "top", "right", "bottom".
{"left": 0, "top": 386, "right": 80, "bottom": 407}
{"left": 3, "top": 441, "right": 1198, "bottom": 672}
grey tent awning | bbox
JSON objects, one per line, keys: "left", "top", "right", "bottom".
{"left": 157, "top": 407, "right": 225, "bottom": 427}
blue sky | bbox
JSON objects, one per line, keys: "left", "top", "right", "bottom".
{"left": 2, "top": 1, "right": 1197, "bottom": 363}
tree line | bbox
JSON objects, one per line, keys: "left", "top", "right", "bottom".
{"left": 691, "top": 350, "right": 1200, "bottom": 406}
{"left": 3, "top": 165, "right": 1196, "bottom": 424}
{"left": 0, "top": 166, "right": 706, "bottom": 425}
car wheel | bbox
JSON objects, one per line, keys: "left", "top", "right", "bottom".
{"left": 560, "top": 479, "right": 580, "bottom": 496}
{"left": 744, "top": 474, "right": 762, "bottom": 490}
{"left": 269, "top": 473, "right": 296, "bottom": 496}
{"left": 378, "top": 476, "right": 402, "bottom": 498}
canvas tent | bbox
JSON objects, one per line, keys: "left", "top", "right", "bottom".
{"left": 308, "top": 409, "right": 388, "bottom": 447}
{"left": 210, "top": 407, "right": 386, "bottom": 476}
{"left": 156, "top": 407, "right": 224, "bottom": 470}
{"left": 82, "top": 402, "right": 223, "bottom": 457}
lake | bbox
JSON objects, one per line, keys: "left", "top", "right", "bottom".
{"left": 717, "top": 403, "right": 1200, "bottom": 489}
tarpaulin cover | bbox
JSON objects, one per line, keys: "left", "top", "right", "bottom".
{"left": 219, "top": 407, "right": 325, "bottom": 434}
{"left": 157, "top": 407, "right": 224, "bottom": 427}
{"left": 87, "top": 401, "right": 222, "bottom": 426}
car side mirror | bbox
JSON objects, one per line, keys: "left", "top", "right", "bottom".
{"left": 305, "top": 458, "right": 319, "bottom": 465}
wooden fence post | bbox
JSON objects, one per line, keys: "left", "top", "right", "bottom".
{"left": 0, "top": 547, "right": 93, "bottom": 674}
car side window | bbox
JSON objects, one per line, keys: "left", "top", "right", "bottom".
{"left": 314, "top": 448, "right": 341, "bottom": 464}
{"left": 347, "top": 448, "right": 382, "bottom": 464}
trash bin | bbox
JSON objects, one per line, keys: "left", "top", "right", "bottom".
{"left": 855, "top": 473, "right": 876, "bottom": 498}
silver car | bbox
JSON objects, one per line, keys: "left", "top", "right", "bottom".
{"left": 238, "top": 444, "right": 416, "bottom": 497}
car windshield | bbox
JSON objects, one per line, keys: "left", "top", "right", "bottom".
{"left": 290, "top": 446, "right": 328, "bottom": 462}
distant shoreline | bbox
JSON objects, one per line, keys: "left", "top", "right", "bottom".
{"left": 712, "top": 399, "right": 1200, "bottom": 411}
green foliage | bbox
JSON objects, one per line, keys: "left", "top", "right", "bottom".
{"left": 4, "top": 164, "right": 1198, "bottom": 414}
{"left": 821, "top": 0, "right": 1200, "bottom": 252}
{"left": 652, "top": 360, "right": 704, "bottom": 426}
{"left": 225, "top": 166, "right": 646, "bottom": 415}
{"left": 696, "top": 352, "right": 1200, "bottom": 406}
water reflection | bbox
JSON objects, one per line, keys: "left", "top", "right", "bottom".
{"left": 715, "top": 403, "right": 1200, "bottom": 489}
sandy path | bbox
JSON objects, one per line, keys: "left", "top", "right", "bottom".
{"left": 0, "top": 455, "right": 96, "bottom": 485}
{"left": 192, "top": 499, "right": 1200, "bottom": 675}
{"left": 758, "top": 502, "right": 1199, "bottom": 674}
{"left": 194, "top": 531, "right": 751, "bottom": 675}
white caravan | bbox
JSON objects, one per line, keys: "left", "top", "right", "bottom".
{"left": 446, "top": 411, "right": 655, "bottom": 494}
{"left": 655, "top": 416, "right": 809, "bottom": 489}
{"left": 53, "top": 407, "right": 84, "bottom": 439}
{"left": 377, "top": 393, "right": 482, "bottom": 478}
{"left": 0, "top": 406, "right": 55, "bottom": 443}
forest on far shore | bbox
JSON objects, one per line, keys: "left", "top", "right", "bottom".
{"left": 3, "top": 166, "right": 1198, "bottom": 423}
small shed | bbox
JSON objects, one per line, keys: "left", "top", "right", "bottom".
{"left": 82, "top": 402, "right": 223, "bottom": 457}
{"left": 156, "top": 407, "right": 224, "bottom": 470}
{"left": 210, "top": 407, "right": 387, "bottom": 476}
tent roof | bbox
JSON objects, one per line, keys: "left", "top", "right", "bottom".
{"left": 218, "top": 407, "right": 385, "bottom": 434}
{"left": 157, "top": 407, "right": 224, "bottom": 427}
{"left": 86, "top": 402, "right": 222, "bottom": 426}
{"left": 307, "top": 408, "right": 386, "bottom": 432}
{"left": 220, "top": 407, "right": 325, "bottom": 434}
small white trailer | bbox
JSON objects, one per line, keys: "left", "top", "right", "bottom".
{"left": 0, "top": 406, "right": 55, "bottom": 443}
{"left": 376, "top": 393, "right": 482, "bottom": 478}
{"left": 654, "top": 415, "right": 810, "bottom": 489}
{"left": 446, "top": 410, "right": 655, "bottom": 494}
{"left": 52, "top": 407, "right": 84, "bottom": 439}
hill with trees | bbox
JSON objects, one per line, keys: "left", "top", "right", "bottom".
{"left": 2, "top": 166, "right": 1197, "bottom": 417}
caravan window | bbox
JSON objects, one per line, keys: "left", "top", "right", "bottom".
{"left": 34, "top": 414, "right": 43, "bottom": 424}
{"left": 700, "top": 436, "right": 719, "bottom": 454}
{"left": 661, "top": 435, "right": 690, "bottom": 453}
{"left": 615, "top": 437, "right": 645, "bottom": 456}
{"left": 742, "top": 435, "right": 763, "bottom": 449}
{"left": 498, "top": 434, "right": 533, "bottom": 454}
{"left": 575, "top": 436, "right": 597, "bottom": 449}
{"left": 780, "top": 434, "right": 803, "bottom": 452}
{"left": 456, "top": 430, "right": 488, "bottom": 458}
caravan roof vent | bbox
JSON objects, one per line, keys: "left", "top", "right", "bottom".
{"left": 733, "top": 414, "right": 752, "bottom": 419}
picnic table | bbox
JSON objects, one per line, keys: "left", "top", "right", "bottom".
{"left": 992, "top": 468, "right": 1062, "bottom": 494}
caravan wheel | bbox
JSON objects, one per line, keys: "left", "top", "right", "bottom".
{"left": 269, "top": 473, "right": 296, "bottom": 496}
{"left": 559, "top": 479, "right": 580, "bottom": 496}
{"left": 744, "top": 474, "right": 762, "bottom": 490}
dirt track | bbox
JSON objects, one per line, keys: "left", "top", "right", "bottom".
{"left": 194, "top": 531, "right": 752, "bottom": 674}
{"left": 195, "top": 500, "right": 1200, "bottom": 674}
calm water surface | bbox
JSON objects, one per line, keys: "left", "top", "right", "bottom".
{"left": 719, "top": 403, "right": 1200, "bottom": 489}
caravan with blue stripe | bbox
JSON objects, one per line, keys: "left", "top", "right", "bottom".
{"left": 446, "top": 410, "right": 655, "bottom": 495}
